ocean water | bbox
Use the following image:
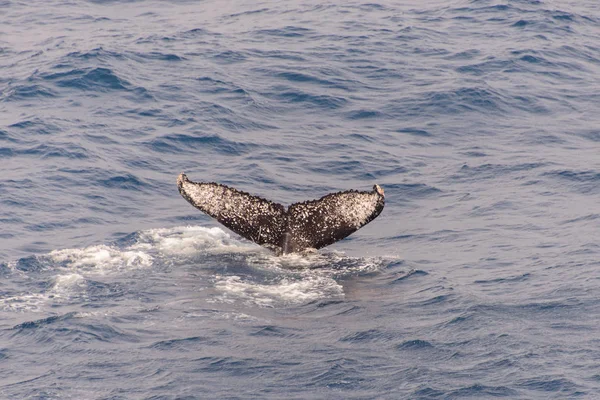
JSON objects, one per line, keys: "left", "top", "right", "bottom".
{"left": 1, "top": 0, "right": 600, "bottom": 398}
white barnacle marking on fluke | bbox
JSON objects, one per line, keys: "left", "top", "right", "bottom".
{"left": 177, "top": 173, "right": 384, "bottom": 254}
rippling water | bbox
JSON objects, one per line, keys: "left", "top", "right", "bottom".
{"left": 2, "top": 0, "right": 600, "bottom": 398}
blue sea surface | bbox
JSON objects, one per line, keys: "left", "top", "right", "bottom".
{"left": 2, "top": 0, "right": 600, "bottom": 398}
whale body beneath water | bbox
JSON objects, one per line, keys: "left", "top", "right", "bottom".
{"left": 177, "top": 173, "right": 385, "bottom": 254}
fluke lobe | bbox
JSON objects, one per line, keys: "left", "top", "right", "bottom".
{"left": 177, "top": 173, "right": 384, "bottom": 254}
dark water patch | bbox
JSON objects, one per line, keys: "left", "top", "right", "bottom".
{"left": 558, "top": 45, "right": 600, "bottom": 65}
{"left": 49, "top": 327, "right": 111, "bottom": 343}
{"left": 227, "top": 8, "right": 269, "bottom": 19}
{"left": 64, "top": 47, "right": 125, "bottom": 62}
{"left": 448, "top": 384, "right": 518, "bottom": 397}
{"left": 172, "top": 214, "right": 211, "bottom": 223}
{"left": 469, "top": 200, "right": 516, "bottom": 217}
{"left": 14, "top": 255, "right": 46, "bottom": 272}
{"left": 17, "top": 144, "right": 89, "bottom": 159}
{"left": 446, "top": 88, "right": 503, "bottom": 112}
{"left": 542, "top": 170, "right": 600, "bottom": 194}
{"left": 125, "top": 107, "right": 164, "bottom": 118}
{"left": 85, "top": 281, "right": 127, "bottom": 301}
{"left": 121, "top": 157, "right": 160, "bottom": 172}
{"left": 41, "top": 67, "right": 130, "bottom": 92}
{"left": 517, "top": 54, "right": 542, "bottom": 64}
{"left": 512, "top": 19, "right": 529, "bottom": 27}
{"left": 414, "top": 294, "right": 452, "bottom": 307}
{"left": 12, "top": 312, "right": 77, "bottom": 331}
{"left": 0, "top": 129, "right": 12, "bottom": 141}
{"left": 394, "top": 26, "right": 444, "bottom": 42}
{"left": 273, "top": 71, "right": 350, "bottom": 91}
{"left": 1, "top": 84, "right": 57, "bottom": 101}
{"left": 510, "top": 17, "right": 576, "bottom": 34}
{"left": 456, "top": 162, "right": 546, "bottom": 181}
{"left": 396, "top": 128, "right": 432, "bottom": 137}
{"left": 0, "top": 147, "right": 14, "bottom": 157}
{"left": 249, "top": 325, "right": 300, "bottom": 338}
{"left": 111, "top": 231, "right": 141, "bottom": 248}
{"left": 545, "top": 170, "right": 600, "bottom": 182}
{"left": 147, "top": 133, "right": 256, "bottom": 156}
{"left": 345, "top": 109, "right": 382, "bottom": 120}
{"left": 396, "top": 339, "right": 434, "bottom": 350}
{"left": 180, "top": 27, "right": 216, "bottom": 38}
{"left": 211, "top": 115, "right": 277, "bottom": 133}
{"left": 394, "top": 86, "right": 512, "bottom": 117}
{"left": 518, "top": 132, "right": 566, "bottom": 145}
{"left": 254, "top": 26, "right": 313, "bottom": 38}
{"left": 391, "top": 269, "right": 428, "bottom": 284}
{"left": 475, "top": 273, "right": 531, "bottom": 285}
{"left": 346, "top": 133, "right": 375, "bottom": 142}
{"left": 577, "top": 130, "right": 600, "bottom": 142}
{"left": 339, "top": 328, "right": 394, "bottom": 343}
{"left": 192, "top": 102, "right": 235, "bottom": 117}
{"left": 196, "top": 76, "right": 230, "bottom": 88}
{"left": 72, "top": 217, "right": 104, "bottom": 225}
{"left": 196, "top": 77, "right": 255, "bottom": 102}
{"left": 26, "top": 221, "right": 73, "bottom": 232}
{"left": 211, "top": 50, "right": 246, "bottom": 64}
{"left": 349, "top": 65, "right": 406, "bottom": 80}
{"left": 468, "top": 301, "right": 583, "bottom": 321}
{"left": 304, "top": 159, "right": 365, "bottom": 176}
{"left": 192, "top": 356, "right": 275, "bottom": 376}
{"left": 269, "top": 88, "right": 347, "bottom": 109}
{"left": 76, "top": 323, "right": 139, "bottom": 343}
{"left": 125, "top": 86, "right": 155, "bottom": 102}
{"left": 99, "top": 173, "right": 145, "bottom": 191}
{"left": 446, "top": 312, "right": 475, "bottom": 326}
{"left": 517, "top": 376, "right": 580, "bottom": 394}
{"left": 247, "top": 49, "right": 306, "bottom": 62}
{"left": 380, "top": 183, "right": 441, "bottom": 199}
{"left": 412, "top": 386, "right": 447, "bottom": 398}
{"left": 370, "top": 165, "right": 408, "bottom": 177}
{"left": 356, "top": 3, "right": 387, "bottom": 11}
{"left": 131, "top": 51, "right": 185, "bottom": 62}
{"left": 150, "top": 336, "right": 218, "bottom": 351}
{"left": 455, "top": 58, "right": 517, "bottom": 76}
{"left": 560, "top": 214, "right": 600, "bottom": 225}
{"left": 84, "top": 134, "right": 120, "bottom": 145}
{"left": 8, "top": 118, "right": 61, "bottom": 136}
{"left": 307, "top": 358, "right": 365, "bottom": 390}
{"left": 445, "top": 49, "right": 481, "bottom": 60}
{"left": 461, "top": 150, "right": 487, "bottom": 157}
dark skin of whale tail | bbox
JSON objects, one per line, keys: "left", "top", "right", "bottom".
{"left": 177, "top": 173, "right": 385, "bottom": 254}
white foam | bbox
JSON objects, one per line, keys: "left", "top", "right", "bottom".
{"left": 211, "top": 250, "right": 389, "bottom": 307}
{"left": 246, "top": 250, "right": 385, "bottom": 275}
{"left": 0, "top": 273, "right": 86, "bottom": 312}
{"left": 48, "top": 226, "right": 254, "bottom": 274}
{"left": 49, "top": 273, "right": 86, "bottom": 299}
{"left": 50, "top": 244, "right": 153, "bottom": 273}
{"left": 0, "top": 293, "right": 48, "bottom": 313}
{"left": 133, "top": 225, "right": 260, "bottom": 256}
{"left": 2, "top": 226, "right": 263, "bottom": 312}
{"left": 212, "top": 274, "right": 344, "bottom": 307}
{"left": 5, "top": 225, "right": 390, "bottom": 312}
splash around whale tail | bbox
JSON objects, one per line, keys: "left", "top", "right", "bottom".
{"left": 177, "top": 173, "right": 385, "bottom": 254}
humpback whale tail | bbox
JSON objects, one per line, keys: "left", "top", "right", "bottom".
{"left": 177, "top": 173, "right": 385, "bottom": 254}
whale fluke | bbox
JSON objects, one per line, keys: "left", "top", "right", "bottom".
{"left": 177, "top": 173, "right": 385, "bottom": 254}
